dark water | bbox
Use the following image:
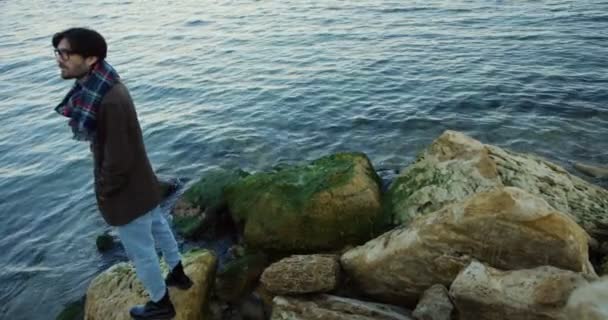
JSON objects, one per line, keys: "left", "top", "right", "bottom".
{"left": 1, "top": 0, "right": 608, "bottom": 318}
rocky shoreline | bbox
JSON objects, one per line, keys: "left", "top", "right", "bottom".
{"left": 59, "top": 130, "right": 607, "bottom": 320}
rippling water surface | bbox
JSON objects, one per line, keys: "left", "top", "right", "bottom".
{"left": 1, "top": 0, "right": 608, "bottom": 318}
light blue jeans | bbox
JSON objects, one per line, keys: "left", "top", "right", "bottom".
{"left": 116, "top": 205, "right": 181, "bottom": 302}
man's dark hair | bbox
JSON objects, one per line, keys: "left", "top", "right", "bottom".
{"left": 52, "top": 28, "right": 107, "bottom": 61}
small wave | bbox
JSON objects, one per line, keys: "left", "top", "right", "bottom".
{"left": 491, "top": 34, "right": 547, "bottom": 41}
{"left": 185, "top": 19, "right": 210, "bottom": 27}
{"left": 377, "top": 7, "right": 434, "bottom": 13}
{"left": 579, "top": 35, "right": 608, "bottom": 41}
{"left": 352, "top": 116, "right": 377, "bottom": 126}
{"left": 584, "top": 14, "right": 608, "bottom": 23}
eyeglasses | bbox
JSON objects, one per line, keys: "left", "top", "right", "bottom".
{"left": 54, "top": 48, "right": 75, "bottom": 61}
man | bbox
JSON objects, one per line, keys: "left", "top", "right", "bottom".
{"left": 52, "top": 28, "right": 191, "bottom": 320}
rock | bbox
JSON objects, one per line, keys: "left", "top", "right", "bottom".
{"left": 238, "top": 293, "right": 268, "bottom": 320}
{"left": 450, "top": 261, "right": 588, "bottom": 320}
{"left": 215, "top": 252, "right": 268, "bottom": 302}
{"left": 387, "top": 130, "right": 501, "bottom": 225}
{"left": 173, "top": 168, "right": 247, "bottom": 239}
{"left": 172, "top": 198, "right": 204, "bottom": 239}
{"left": 208, "top": 292, "right": 268, "bottom": 320}
{"left": 56, "top": 296, "right": 85, "bottom": 320}
{"left": 84, "top": 250, "right": 216, "bottom": 320}
{"left": 341, "top": 187, "right": 594, "bottom": 305}
{"left": 254, "top": 284, "right": 275, "bottom": 315}
{"left": 261, "top": 254, "right": 340, "bottom": 295}
{"left": 207, "top": 300, "right": 226, "bottom": 320}
{"left": 95, "top": 232, "right": 114, "bottom": 252}
{"left": 158, "top": 178, "right": 180, "bottom": 199}
{"left": 270, "top": 294, "right": 413, "bottom": 320}
{"left": 600, "top": 242, "right": 608, "bottom": 256}
{"left": 601, "top": 258, "right": 608, "bottom": 276}
{"left": 227, "top": 244, "right": 247, "bottom": 258}
{"left": 566, "top": 276, "right": 608, "bottom": 320}
{"left": 574, "top": 162, "right": 608, "bottom": 178}
{"left": 225, "top": 152, "right": 386, "bottom": 252}
{"left": 386, "top": 130, "right": 608, "bottom": 244}
{"left": 412, "top": 284, "right": 452, "bottom": 320}
{"left": 183, "top": 168, "right": 249, "bottom": 209}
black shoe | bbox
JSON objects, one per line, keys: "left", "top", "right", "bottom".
{"left": 165, "top": 261, "right": 193, "bottom": 290}
{"left": 130, "top": 289, "right": 176, "bottom": 320}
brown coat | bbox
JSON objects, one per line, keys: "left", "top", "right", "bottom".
{"left": 91, "top": 82, "right": 161, "bottom": 226}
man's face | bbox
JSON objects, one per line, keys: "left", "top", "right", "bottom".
{"left": 54, "top": 38, "right": 96, "bottom": 80}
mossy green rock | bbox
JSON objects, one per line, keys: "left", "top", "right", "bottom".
{"left": 183, "top": 168, "right": 249, "bottom": 209}
{"left": 225, "top": 152, "right": 384, "bottom": 252}
{"left": 56, "top": 299, "right": 84, "bottom": 320}
{"left": 95, "top": 233, "right": 114, "bottom": 252}
{"left": 173, "top": 215, "right": 204, "bottom": 239}
{"left": 173, "top": 168, "right": 248, "bottom": 238}
{"left": 387, "top": 131, "right": 608, "bottom": 245}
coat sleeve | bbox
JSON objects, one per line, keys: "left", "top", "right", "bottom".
{"left": 98, "top": 101, "right": 134, "bottom": 197}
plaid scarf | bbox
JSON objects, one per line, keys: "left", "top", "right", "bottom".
{"left": 55, "top": 61, "right": 120, "bottom": 141}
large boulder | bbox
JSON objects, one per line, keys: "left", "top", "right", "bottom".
{"left": 84, "top": 250, "right": 216, "bottom": 320}
{"left": 450, "top": 261, "right": 588, "bottom": 320}
{"left": 261, "top": 254, "right": 340, "bottom": 295}
{"left": 341, "top": 187, "right": 594, "bottom": 305}
{"left": 172, "top": 198, "right": 204, "bottom": 239}
{"left": 173, "top": 168, "right": 248, "bottom": 239}
{"left": 182, "top": 168, "right": 249, "bottom": 210}
{"left": 225, "top": 152, "right": 385, "bottom": 252}
{"left": 387, "top": 130, "right": 501, "bottom": 225}
{"left": 565, "top": 276, "right": 608, "bottom": 320}
{"left": 386, "top": 130, "right": 608, "bottom": 244}
{"left": 270, "top": 294, "right": 413, "bottom": 320}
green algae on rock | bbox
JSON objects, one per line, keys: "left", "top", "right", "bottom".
{"left": 183, "top": 168, "right": 249, "bottom": 210}
{"left": 225, "top": 152, "right": 386, "bottom": 252}
{"left": 173, "top": 168, "right": 248, "bottom": 239}
{"left": 55, "top": 297, "right": 85, "bottom": 320}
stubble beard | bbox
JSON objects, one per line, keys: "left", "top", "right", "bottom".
{"left": 60, "top": 64, "right": 90, "bottom": 80}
